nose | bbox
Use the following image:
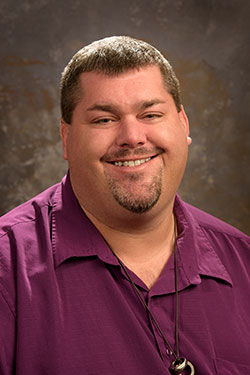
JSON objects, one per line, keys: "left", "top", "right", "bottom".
{"left": 115, "top": 116, "right": 147, "bottom": 148}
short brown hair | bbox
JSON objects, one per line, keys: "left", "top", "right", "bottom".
{"left": 60, "top": 36, "right": 181, "bottom": 124}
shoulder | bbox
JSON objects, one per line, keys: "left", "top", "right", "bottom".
{"left": 179, "top": 198, "right": 250, "bottom": 265}
{"left": 0, "top": 181, "right": 60, "bottom": 284}
{"left": 176, "top": 196, "right": 250, "bottom": 289}
{"left": 0, "top": 181, "right": 62, "bottom": 312}
{"left": 183, "top": 201, "right": 249, "bottom": 240}
{"left": 0, "top": 182, "right": 60, "bottom": 238}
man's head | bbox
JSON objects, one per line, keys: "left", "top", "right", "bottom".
{"left": 60, "top": 36, "right": 191, "bottom": 228}
{"left": 60, "top": 36, "right": 181, "bottom": 124}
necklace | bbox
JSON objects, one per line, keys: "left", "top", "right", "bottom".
{"left": 111, "top": 219, "right": 195, "bottom": 375}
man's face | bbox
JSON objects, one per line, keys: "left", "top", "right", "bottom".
{"left": 61, "top": 65, "right": 191, "bottom": 224}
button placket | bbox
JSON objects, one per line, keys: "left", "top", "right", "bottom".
{"left": 147, "top": 293, "right": 176, "bottom": 367}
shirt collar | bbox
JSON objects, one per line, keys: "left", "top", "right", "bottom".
{"left": 51, "top": 173, "right": 119, "bottom": 268}
{"left": 174, "top": 195, "right": 233, "bottom": 287}
{"left": 51, "top": 173, "right": 232, "bottom": 288}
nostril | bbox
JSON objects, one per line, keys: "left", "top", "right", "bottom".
{"left": 120, "top": 143, "right": 129, "bottom": 147}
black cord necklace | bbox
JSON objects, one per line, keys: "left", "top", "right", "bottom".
{"left": 111, "top": 220, "right": 195, "bottom": 375}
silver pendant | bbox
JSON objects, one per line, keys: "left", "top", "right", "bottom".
{"left": 169, "top": 357, "right": 195, "bottom": 374}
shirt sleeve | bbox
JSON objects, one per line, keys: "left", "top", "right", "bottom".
{"left": 0, "top": 290, "right": 15, "bottom": 374}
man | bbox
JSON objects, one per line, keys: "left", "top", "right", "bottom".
{"left": 0, "top": 36, "right": 249, "bottom": 375}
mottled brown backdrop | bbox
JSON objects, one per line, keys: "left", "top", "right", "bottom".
{"left": 0, "top": 0, "right": 249, "bottom": 234}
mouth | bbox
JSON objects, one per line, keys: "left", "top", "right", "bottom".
{"left": 107, "top": 155, "right": 157, "bottom": 168}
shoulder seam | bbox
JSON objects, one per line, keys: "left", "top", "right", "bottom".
{"left": 0, "top": 202, "right": 50, "bottom": 240}
{"left": 183, "top": 201, "right": 249, "bottom": 240}
{"left": 198, "top": 221, "right": 250, "bottom": 241}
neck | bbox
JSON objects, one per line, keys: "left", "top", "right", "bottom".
{"left": 83, "top": 204, "right": 176, "bottom": 288}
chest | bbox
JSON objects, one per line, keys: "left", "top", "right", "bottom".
{"left": 15, "top": 258, "right": 250, "bottom": 374}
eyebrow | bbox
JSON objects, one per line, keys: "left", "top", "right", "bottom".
{"left": 86, "top": 99, "right": 166, "bottom": 113}
{"left": 139, "top": 99, "right": 166, "bottom": 109}
{"left": 87, "top": 104, "right": 118, "bottom": 112}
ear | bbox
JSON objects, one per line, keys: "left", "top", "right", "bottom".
{"left": 178, "top": 105, "right": 192, "bottom": 146}
{"left": 60, "top": 119, "right": 70, "bottom": 160}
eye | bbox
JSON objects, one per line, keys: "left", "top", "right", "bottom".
{"left": 142, "top": 112, "right": 163, "bottom": 120}
{"left": 145, "top": 114, "right": 158, "bottom": 118}
{"left": 93, "top": 117, "right": 115, "bottom": 124}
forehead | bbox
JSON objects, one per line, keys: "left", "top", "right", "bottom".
{"left": 77, "top": 65, "right": 170, "bottom": 106}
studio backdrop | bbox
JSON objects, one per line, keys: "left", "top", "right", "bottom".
{"left": 0, "top": 0, "right": 249, "bottom": 234}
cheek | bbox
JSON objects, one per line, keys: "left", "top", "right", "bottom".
{"left": 67, "top": 128, "right": 113, "bottom": 166}
{"left": 150, "top": 123, "right": 188, "bottom": 152}
{"left": 155, "top": 127, "right": 189, "bottom": 175}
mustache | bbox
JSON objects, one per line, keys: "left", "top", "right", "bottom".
{"left": 101, "top": 147, "right": 164, "bottom": 162}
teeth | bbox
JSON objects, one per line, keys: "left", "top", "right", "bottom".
{"left": 114, "top": 157, "right": 151, "bottom": 167}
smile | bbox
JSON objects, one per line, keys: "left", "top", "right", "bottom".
{"left": 112, "top": 157, "right": 152, "bottom": 167}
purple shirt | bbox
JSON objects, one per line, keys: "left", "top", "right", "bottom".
{"left": 0, "top": 173, "right": 250, "bottom": 374}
